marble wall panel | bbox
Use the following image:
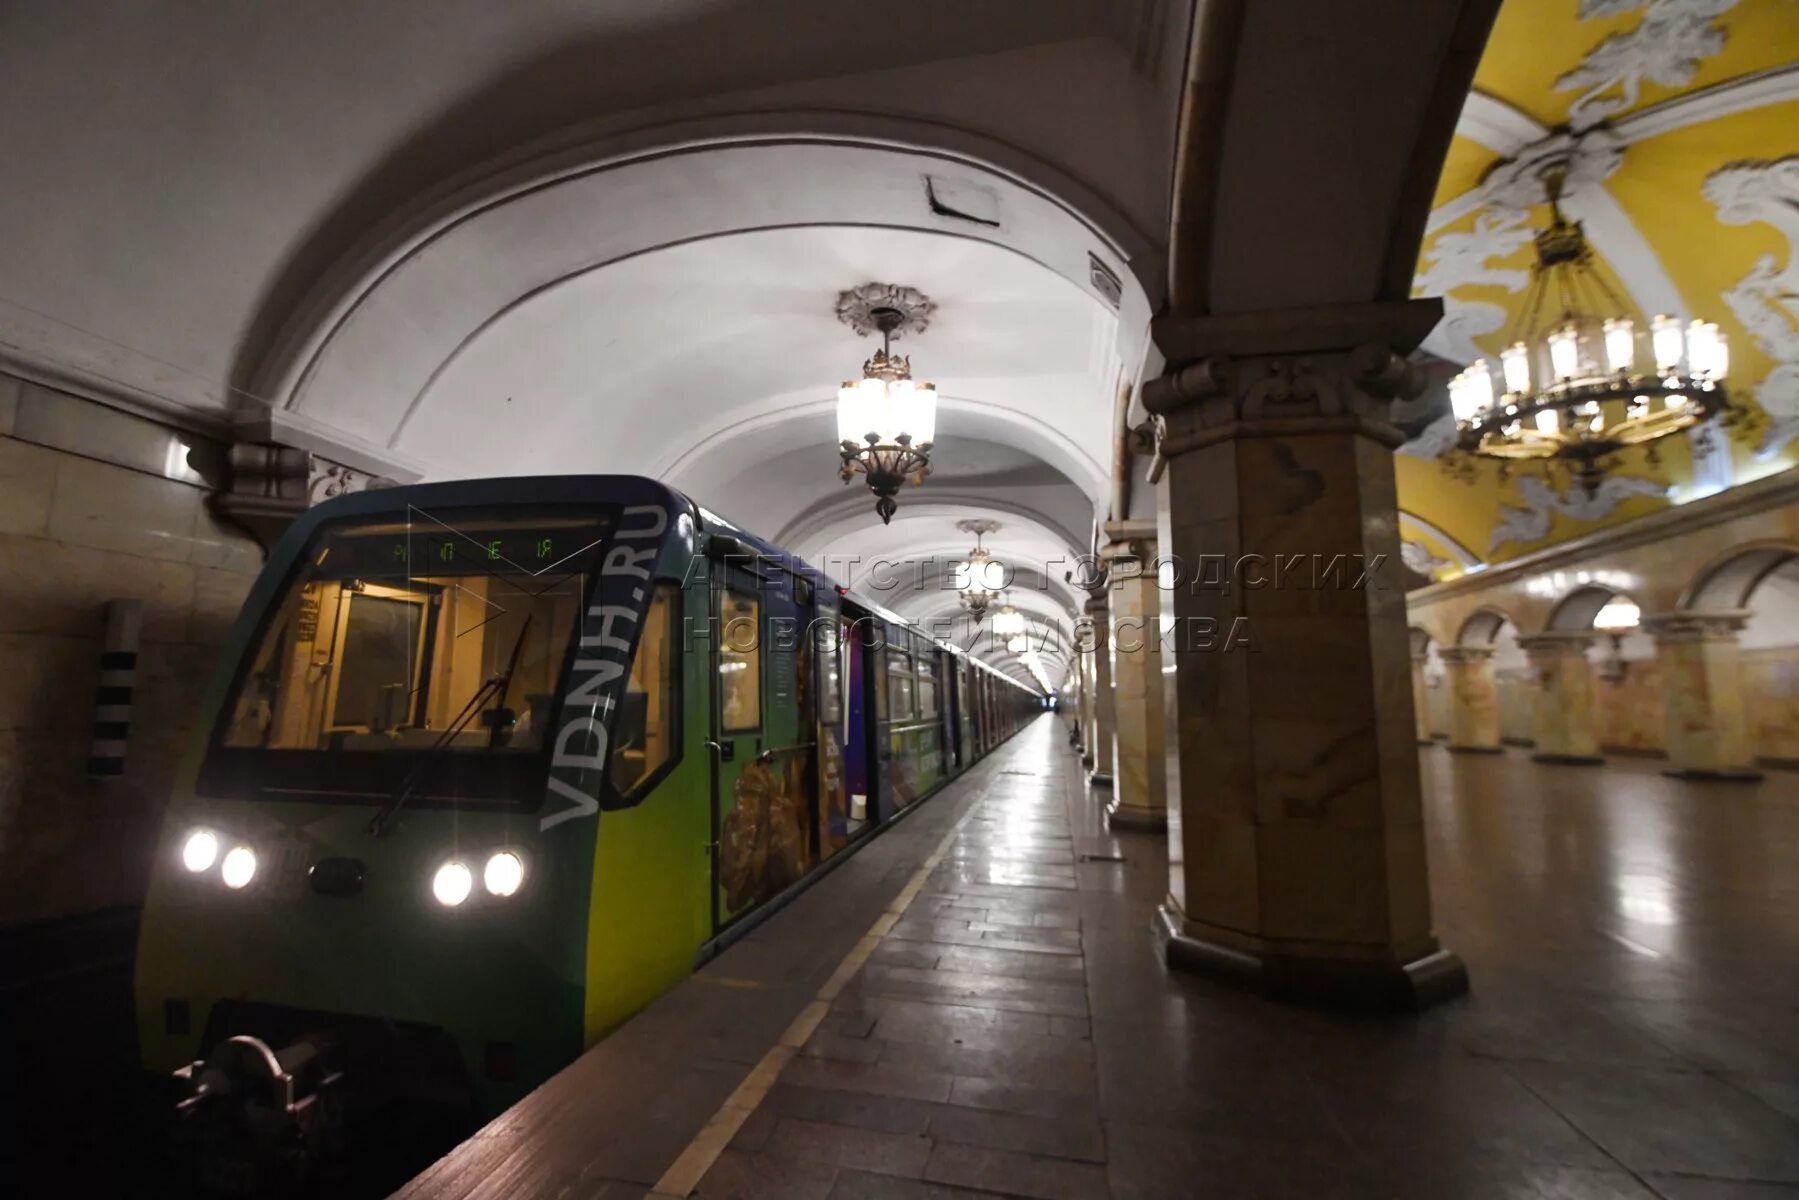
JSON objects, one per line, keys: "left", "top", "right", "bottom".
{"left": 0, "top": 430, "right": 260, "bottom": 924}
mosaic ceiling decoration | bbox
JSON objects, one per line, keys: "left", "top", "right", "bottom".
{"left": 1397, "top": 0, "right": 1799, "bottom": 580}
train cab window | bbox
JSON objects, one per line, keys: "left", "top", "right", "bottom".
{"left": 218, "top": 508, "right": 610, "bottom": 756}
{"left": 888, "top": 649, "right": 915, "bottom": 721}
{"left": 720, "top": 589, "right": 762, "bottom": 733}
{"left": 610, "top": 584, "right": 679, "bottom": 797}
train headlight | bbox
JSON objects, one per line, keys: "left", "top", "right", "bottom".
{"left": 484, "top": 851, "right": 524, "bottom": 897}
{"left": 181, "top": 829, "right": 219, "bottom": 873}
{"left": 220, "top": 845, "right": 257, "bottom": 889}
{"left": 433, "top": 861, "right": 473, "bottom": 907}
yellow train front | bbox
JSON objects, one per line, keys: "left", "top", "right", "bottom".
{"left": 134, "top": 474, "right": 1039, "bottom": 1188}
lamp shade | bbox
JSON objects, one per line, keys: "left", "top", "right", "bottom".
{"left": 838, "top": 376, "right": 936, "bottom": 446}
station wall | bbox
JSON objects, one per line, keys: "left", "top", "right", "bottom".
{"left": 0, "top": 376, "right": 260, "bottom": 924}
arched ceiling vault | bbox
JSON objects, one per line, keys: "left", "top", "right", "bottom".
{"left": 0, "top": 2, "right": 1200, "bottom": 682}
{"left": 1398, "top": 0, "right": 1799, "bottom": 578}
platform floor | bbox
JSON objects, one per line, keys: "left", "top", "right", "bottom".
{"left": 397, "top": 717, "right": 1799, "bottom": 1200}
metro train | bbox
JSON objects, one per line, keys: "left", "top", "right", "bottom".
{"left": 133, "top": 475, "right": 1039, "bottom": 1180}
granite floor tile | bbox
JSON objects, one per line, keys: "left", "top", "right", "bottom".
{"left": 924, "top": 1103, "right": 1107, "bottom": 1163}
{"left": 1644, "top": 1178, "right": 1799, "bottom": 1199}
{"left": 757, "top": 1116, "right": 933, "bottom": 1177}
{"left": 764, "top": 1081, "right": 937, "bottom": 1136}
{"left": 1510, "top": 1061, "right": 1799, "bottom": 1181}
{"left": 825, "top": 1168, "right": 1015, "bottom": 1199}
{"left": 922, "top": 1142, "right": 1111, "bottom": 1200}
{"left": 782, "top": 1056, "right": 959, "bottom": 1103}
{"left": 695, "top": 1146, "right": 840, "bottom": 1200}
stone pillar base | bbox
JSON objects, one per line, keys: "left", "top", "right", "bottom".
{"left": 1105, "top": 801, "right": 1167, "bottom": 833}
{"left": 1532, "top": 752, "right": 1604, "bottom": 766}
{"left": 1156, "top": 903, "right": 1468, "bottom": 1013}
{"left": 1446, "top": 744, "right": 1503, "bottom": 755}
{"left": 1087, "top": 771, "right": 1114, "bottom": 789}
{"left": 1663, "top": 766, "right": 1764, "bottom": 782}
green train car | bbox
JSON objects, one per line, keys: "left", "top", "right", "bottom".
{"left": 134, "top": 476, "right": 1039, "bottom": 1171}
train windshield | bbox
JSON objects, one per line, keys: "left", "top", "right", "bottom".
{"left": 200, "top": 506, "right": 619, "bottom": 806}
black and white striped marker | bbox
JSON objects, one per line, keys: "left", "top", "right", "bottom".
{"left": 88, "top": 599, "right": 142, "bottom": 778}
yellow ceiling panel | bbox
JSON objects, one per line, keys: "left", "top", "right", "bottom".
{"left": 1432, "top": 134, "right": 1500, "bottom": 210}
{"left": 1473, "top": 0, "right": 1799, "bottom": 130}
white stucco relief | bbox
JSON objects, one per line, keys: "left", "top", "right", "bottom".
{"left": 1557, "top": 0, "right": 1742, "bottom": 132}
{"left": 1489, "top": 474, "right": 1668, "bottom": 554}
{"left": 1705, "top": 154, "right": 1799, "bottom": 454}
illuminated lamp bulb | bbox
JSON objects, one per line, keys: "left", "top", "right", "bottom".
{"left": 1535, "top": 407, "right": 1560, "bottom": 435}
{"left": 1500, "top": 342, "right": 1531, "bottom": 395}
{"left": 1547, "top": 324, "right": 1581, "bottom": 380}
{"left": 1651, "top": 315, "right": 1683, "bottom": 373}
{"left": 1603, "top": 318, "right": 1635, "bottom": 373}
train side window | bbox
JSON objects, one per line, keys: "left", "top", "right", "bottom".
{"left": 610, "top": 584, "right": 680, "bottom": 798}
{"left": 720, "top": 589, "right": 762, "bottom": 733}
{"left": 888, "top": 649, "right": 915, "bottom": 721}
{"left": 916, "top": 655, "right": 939, "bottom": 718}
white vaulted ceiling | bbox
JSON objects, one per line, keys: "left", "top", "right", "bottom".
{"left": 0, "top": 0, "right": 1192, "bottom": 684}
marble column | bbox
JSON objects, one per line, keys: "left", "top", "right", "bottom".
{"left": 1409, "top": 649, "right": 1432, "bottom": 745}
{"left": 1518, "top": 633, "right": 1603, "bottom": 765}
{"left": 1075, "top": 630, "right": 1094, "bottom": 767}
{"left": 1144, "top": 300, "right": 1465, "bottom": 1011}
{"left": 1084, "top": 592, "right": 1115, "bottom": 788}
{"left": 1438, "top": 645, "right": 1502, "bottom": 753}
{"left": 1105, "top": 536, "right": 1167, "bottom": 831}
{"left": 1642, "top": 611, "right": 1762, "bottom": 781}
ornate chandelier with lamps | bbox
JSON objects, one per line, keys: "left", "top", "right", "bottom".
{"left": 1445, "top": 163, "right": 1736, "bottom": 497}
{"left": 992, "top": 603, "right": 1026, "bottom": 638}
{"left": 836, "top": 283, "right": 938, "bottom": 525}
{"left": 953, "top": 518, "right": 1005, "bottom": 620}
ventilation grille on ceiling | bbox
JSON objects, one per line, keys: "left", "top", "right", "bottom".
{"left": 1088, "top": 253, "right": 1123, "bottom": 309}
{"left": 924, "top": 175, "right": 1001, "bottom": 228}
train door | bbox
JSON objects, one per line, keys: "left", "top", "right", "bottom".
{"left": 709, "top": 559, "right": 767, "bottom": 929}
{"left": 814, "top": 591, "right": 851, "bottom": 860}
{"left": 841, "top": 606, "right": 871, "bottom": 833}
{"left": 709, "top": 555, "right": 819, "bottom": 930}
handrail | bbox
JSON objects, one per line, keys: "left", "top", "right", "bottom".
{"left": 756, "top": 741, "right": 817, "bottom": 762}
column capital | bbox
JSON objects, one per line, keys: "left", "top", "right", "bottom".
{"left": 1641, "top": 610, "right": 1752, "bottom": 643}
{"left": 1100, "top": 524, "right": 1159, "bottom": 573}
{"left": 1437, "top": 644, "right": 1498, "bottom": 663}
{"left": 1143, "top": 299, "right": 1440, "bottom": 461}
{"left": 1516, "top": 631, "right": 1596, "bottom": 656}
{"left": 210, "top": 440, "right": 395, "bottom": 553}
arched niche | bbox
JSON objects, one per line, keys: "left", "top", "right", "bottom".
{"left": 1454, "top": 607, "right": 1531, "bottom": 745}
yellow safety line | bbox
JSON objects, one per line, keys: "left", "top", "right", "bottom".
{"left": 644, "top": 784, "right": 990, "bottom": 1199}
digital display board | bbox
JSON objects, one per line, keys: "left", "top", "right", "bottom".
{"left": 309, "top": 509, "right": 618, "bottom": 580}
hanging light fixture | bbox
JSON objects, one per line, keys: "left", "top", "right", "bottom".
{"left": 992, "top": 603, "right": 1026, "bottom": 637}
{"left": 1445, "top": 162, "right": 1735, "bottom": 496}
{"left": 835, "top": 284, "right": 938, "bottom": 525}
{"left": 953, "top": 518, "right": 1004, "bottom": 620}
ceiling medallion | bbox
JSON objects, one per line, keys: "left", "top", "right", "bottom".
{"left": 1445, "top": 161, "right": 1738, "bottom": 497}
{"left": 954, "top": 518, "right": 1004, "bottom": 620}
{"left": 836, "top": 284, "right": 938, "bottom": 524}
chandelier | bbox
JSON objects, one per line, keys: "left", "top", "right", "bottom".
{"left": 953, "top": 519, "right": 1005, "bottom": 620}
{"left": 836, "top": 284, "right": 937, "bottom": 525}
{"left": 1446, "top": 164, "right": 1733, "bottom": 496}
{"left": 992, "top": 603, "right": 1026, "bottom": 637}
